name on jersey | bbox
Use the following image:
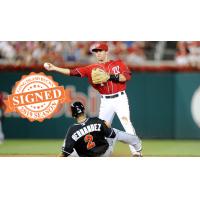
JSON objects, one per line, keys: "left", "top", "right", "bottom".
{"left": 72, "top": 123, "right": 101, "bottom": 141}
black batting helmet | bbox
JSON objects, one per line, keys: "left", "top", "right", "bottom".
{"left": 71, "top": 101, "right": 85, "bottom": 118}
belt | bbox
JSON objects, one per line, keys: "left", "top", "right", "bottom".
{"left": 101, "top": 91, "right": 124, "bottom": 99}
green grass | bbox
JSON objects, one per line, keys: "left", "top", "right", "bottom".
{"left": 114, "top": 140, "right": 200, "bottom": 157}
{"left": 0, "top": 139, "right": 200, "bottom": 156}
{"left": 0, "top": 140, "right": 61, "bottom": 156}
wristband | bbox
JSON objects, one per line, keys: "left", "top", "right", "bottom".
{"left": 109, "top": 74, "right": 120, "bottom": 82}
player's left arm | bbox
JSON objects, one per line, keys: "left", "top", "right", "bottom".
{"left": 109, "top": 61, "right": 132, "bottom": 83}
{"left": 59, "top": 128, "right": 75, "bottom": 157}
{"left": 100, "top": 120, "right": 116, "bottom": 138}
{"left": 118, "top": 74, "right": 128, "bottom": 82}
{"left": 104, "top": 121, "right": 111, "bottom": 128}
{"left": 60, "top": 141, "right": 74, "bottom": 157}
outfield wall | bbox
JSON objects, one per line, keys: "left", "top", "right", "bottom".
{"left": 0, "top": 66, "right": 200, "bottom": 139}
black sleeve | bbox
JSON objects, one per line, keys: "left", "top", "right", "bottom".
{"left": 101, "top": 120, "right": 116, "bottom": 138}
{"left": 61, "top": 128, "right": 76, "bottom": 157}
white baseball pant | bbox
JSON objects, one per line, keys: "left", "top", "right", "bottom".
{"left": 99, "top": 91, "right": 139, "bottom": 153}
{"left": 101, "top": 128, "right": 142, "bottom": 157}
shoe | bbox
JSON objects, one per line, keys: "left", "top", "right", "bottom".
{"left": 132, "top": 151, "right": 142, "bottom": 157}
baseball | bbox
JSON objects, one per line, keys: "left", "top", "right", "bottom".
{"left": 44, "top": 62, "right": 50, "bottom": 70}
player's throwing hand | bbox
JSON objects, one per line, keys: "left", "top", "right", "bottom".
{"left": 43, "top": 62, "right": 56, "bottom": 71}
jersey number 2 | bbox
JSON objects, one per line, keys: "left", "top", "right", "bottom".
{"left": 84, "top": 134, "right": 96, "bottom": 150}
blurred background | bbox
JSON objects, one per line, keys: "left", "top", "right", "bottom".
{"left": 1, "top": 41, "right": 200, "bottom": 66}
{"left": 0, "top": 41, "right": 200, "bottom": 156}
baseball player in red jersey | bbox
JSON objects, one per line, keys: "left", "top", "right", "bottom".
{"left": 44, "top": 42, "right": 142, "bottom": 156}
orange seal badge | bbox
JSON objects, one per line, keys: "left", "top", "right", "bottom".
{"left": 4, "top": 72, "right": 71, "bottom": 122}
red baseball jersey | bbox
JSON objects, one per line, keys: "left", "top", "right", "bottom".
{"left": 70, "top": 60, "right": 131, "bottom": 95}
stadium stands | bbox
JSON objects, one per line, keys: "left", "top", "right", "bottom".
{"left": 0, "top": 41, "right": 200, "bottom": 69}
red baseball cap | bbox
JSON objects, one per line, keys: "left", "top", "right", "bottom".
{"left": 90, "top": 42, "right": 108, "bottom": 52}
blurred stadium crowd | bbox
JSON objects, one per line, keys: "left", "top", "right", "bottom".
{"left": 175, "top": 41, "right": 200, "bottom": 67}
{"left": 0, "top": 41, "right": 200, "bottom": 67}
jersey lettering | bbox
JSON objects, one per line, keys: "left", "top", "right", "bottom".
{"left": 84, "top": 134, "right": 96, "bottom": 150}
{"left": 72, "top": 123, "right": 102, "bottom": 141}
{"left": 94, "top": 124, "right": 101, "bottom": 131}
{"left": 74, "top": 131, "right": 80, "bottom": 138}
{"left": 112, "top": 66, "right": 120, "bottom": 74}
{"left": 83, "top": 127, "right": 89, "bottom": 134}
{"left": 90, "top": 124, "right": 95, "bottom": 132}
{"left": 87, "top": 125, "right": 92, "bottom": 132}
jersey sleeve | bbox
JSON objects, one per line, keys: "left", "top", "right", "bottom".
{"left": 61, "top": 128, "right": 76, "bottom": 156}
{"left": 71, "top": 66, "right": 89, "bottom": 78}
{"left": 119, "top": 60, "right": 132, "bottom": 81}
{"left": 69, "top": 69, "right": 81, "bottom": 77}
{"left": 100, "top": 119, "right": 116, "bottom": 138}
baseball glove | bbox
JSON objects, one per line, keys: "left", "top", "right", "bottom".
{"left": 91, "top": 68, "right": 110, "bottom": 84}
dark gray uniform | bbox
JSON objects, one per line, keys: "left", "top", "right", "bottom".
{"left": 62, "top": 117, "right": 116, "bottom": 157}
